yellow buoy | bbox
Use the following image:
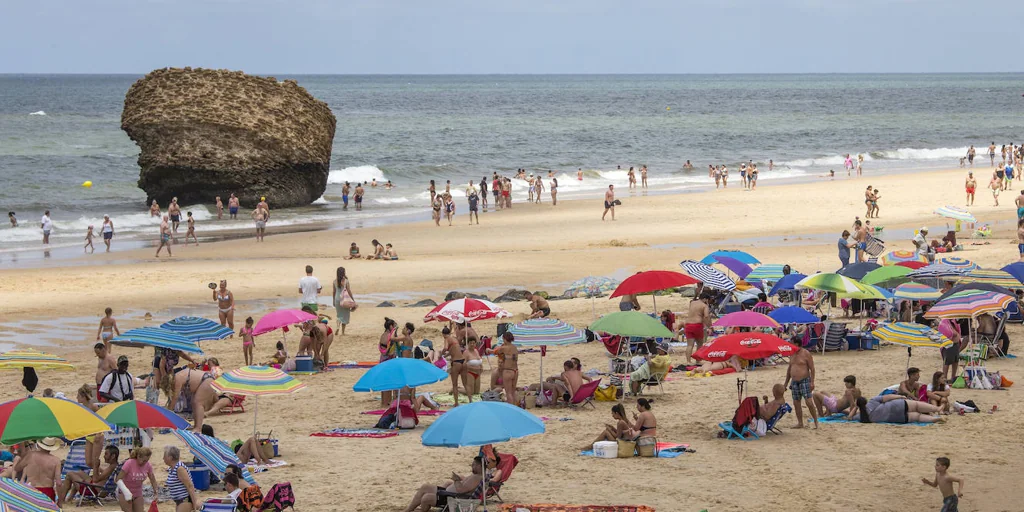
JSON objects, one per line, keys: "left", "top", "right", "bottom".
{"left": 666, "top": 107, "right": 670, "bottom": 110}
{"left": 82, "top": 180, "right": 93, "bottom": 188}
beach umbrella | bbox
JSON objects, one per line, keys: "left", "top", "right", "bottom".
{"left": 699, "top": 250, "right": 760, "bottom": 265}
{"left": 878, "top": 250, "right": 928, "bottom": 266}
{"left": 958, "top": 269, "right": 1022, "bottom": 289}
{"left": 893, "top": 283, "right": 942, "bottom": 301}
{"left": 171, "top": 429, "right": 256, "bottom": 486}
{"left": 767, "top": 273, "right": 807, "bottom": 297}
{"left": 836, "top": 262, "right": 881, "bottom": 280}
{"left": 746, "top": 264, "right": 792, "bottom": 285}
{"left": 768, "top": 306, "right": 819, "bottom": 324}
{"left": 160, "top": 316, "right": 234, "bottom": 342}
{"left": 423, "top": 298, "right": 511, "bottom": 324}
{"left": 907, "top": 263, "right": 974, "bottom": 280}
{"left": 0, "top": 349, "right": 74, "bottom": 371}
{"left": 563, "top": 276, "right": 619, "bottom": 298}
{"left": 213, "top": 366, "right": 306, "bottom": 438}
{"left": 895, "top": 261, "right": 928, "bottom": 270}
{"left": 1001, "top": 262, "right": 1024, "bottom": 286}
{"left": 710, "top": 255, "right": 753, "bottom": 279}
{"left": 507, "top": 318, "right": 588, "bottom": 400}
{"left": 608, "top": 270, "right": 698, "bottom": 311}
{"left": 0, "top": 477, "right": 61, "bottom": 512}
{"left": 0, "top": 397, "right": 109, "bottom": 444}
{"left": 713, "top": 311, "right": 780, "bottom": 329}
{"left": 872, "top": 322, "right": 952, "bottom": 368}
{"left": 96, "top": 399, "right": 190, "bottom": 430}
{"left": 588, "top": 311, "right": 674, "bottom": 339}
{"left": 110, "top": 327, "right": 204, "bottom": 354}
{"left": 934, "top": 205, "right": 977, "bottom": 223}
{"left": 861, "top": 266, "right": 912, "bottom": 287}
{"left": 679, "top": 260, "right": 736, "bottom": 291}
{"left": 422, "top": 401, "right": 545, "bottom": 510}
{"left": 694, "top": 332, "right": 798, "bottom": 362}
{"left": 252, "top": 309, "right": 317, "bottom": 337}
{"left": 352, "top": 358, "right": 448, "bottom": 392}
{"left": 924, "top": 290, "right": 1014, "bottom": 319}
{"left": 936, "top": 283, "right": 1015, "bottom": 302}
{"left": 794, "top": 273, "right": 863, "bottom": 294}
{"left": 934, "top": 256, "right": 979, "bottom": 271}
{"left": 837, "top": 283, "right": 887, "bottom": 300}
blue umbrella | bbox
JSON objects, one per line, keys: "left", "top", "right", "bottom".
{"left": 768, "top": 273, "right": 807, "bottom": 296}
{"left": 421, "top": 401, "right": 544, "bottom": 448}
{"left": 160, "top": 316, "right": 234, "bottom": 342}
{"left": 353, "top": 358, "right": 448, "bottom": 392}
{"left": 110, "top": 327, "right": 204, "bottom": 354}
{"left": 700, "top": 250, "right": 760, "bottom": 265}
{"left": 1001, "top": 262, "right": 1024, "bottom": 285}
{"left": 769, "top": 306, "right": 819, "bottom": 324}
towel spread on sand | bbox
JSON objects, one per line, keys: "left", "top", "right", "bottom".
{"left": 328, "top": 361, "right": 378, "bottom": 369}
{"left": 310, "top": 428, "right": 399, "bottom": 438}
{"left": 814, "top": 414, "right": 935, "bottom": 427}
{"left": 580, "top": 442, "right": 689, "bottom": 459}
{"left": 429, "top": 393, "right": 483, "bottom": 406}
{"left": 361, "top": 409, "right": 446, "bottom": 416}
{"left": 499, "top": 504, "right": 655, "bottom": 512}
{"left": 539, "top": 417, "right": 574, "bottom": 422}
{"left": 246, "top": 459, "right": 288, "bottom": 473}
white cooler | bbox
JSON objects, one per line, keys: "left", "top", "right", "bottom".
{"left": 592, "top": 441, "right": 618, "bottom": 458}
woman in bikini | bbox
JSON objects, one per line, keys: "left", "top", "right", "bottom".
{"left": 213, "top": 280, "right": 235, "bottom": 330}
{"left": 630, "top": 398, "right": 657, "bottom": 440}
{"left": 172, "top": 367, "right": 233, "bottom": 433}
{"left": 379, "top": 318, "right": 399, "bottom": 406}
{"left": 76, "top": 385, "right": 106, "bottom": 470}
{"left": 495, "top": 332, "right": 519, "bottom": 406}
{"left": 464, "top": 339, "right": 484, "bottom": 396}
{"left": 583, "top": 403, "right": 632, "bottom": 450}
{"left": 431, "top": 194, "right": 442, "bottom": 226}
{"left": 550, "top": 177, "right": 558, "bottom": 205}
{"left": 315, "top": 318, "right": 334, "bottom": 366}
{"left": 442, "top": 326, "right": 468, "bottom": 406}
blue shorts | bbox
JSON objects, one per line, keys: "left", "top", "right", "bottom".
{"left": 229, "top": 207, "right": 238, "bottom": 215}
{"left": 1018, "top": 244, "right": 1024, "bottom": 255}
{"left": 342, "top": 195, "right": 349, "bottom": 204}
{"left": 1017, "top": 207, "right": 1024, "bottom": 219}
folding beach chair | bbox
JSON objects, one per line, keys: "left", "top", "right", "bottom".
{"left": 200, "top": 498, "right": 238, "bottom": 512}
{"left": 822, "top": 322, "right": 848, "bottom": 353}
{"left": 72, "top": 461, "right": 122, "bottom": 506}
{"left": 220, "top": 395, "right": 246, "bottom": 414}
{"left": 977, "top": 315, "right": 1008, "bottom": 358}
{"left": 718, "top": 401, "right": 791, "bottom": 440}
{"left": 442, "top": 453, "right": 519, "bottom": 511}
{"left": 636, "top": 371, "right": 666, "bottom": 395}
{"left": 60, "top": 440, "right": 89, "bottom": 481}
{"left": 567, "top": 379, "right": 601, "bottom": 410}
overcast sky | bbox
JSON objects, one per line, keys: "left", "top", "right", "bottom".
{"left": 1, "top": 0, "right": 1016, "bottom": 74}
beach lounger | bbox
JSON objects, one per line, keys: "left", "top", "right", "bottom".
{"left": 220, "top": 395, "right": 246, "bottom": 414}
{"left": 567, "top": 379, "right": 601, "bottom": 409}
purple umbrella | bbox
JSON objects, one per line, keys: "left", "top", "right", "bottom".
{"left": 712, "top": 255, "right": 753, "bottom": 279}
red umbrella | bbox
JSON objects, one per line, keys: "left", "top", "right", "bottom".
{"left": 609, "top": 271, "right": 699, "bottom": 311}
{"left": 694, "top": 332, "right": 798, "bottom": 362}
{"left": 895, "top": 261, "right": 928, "bottom": 270}
{"left": 423, "top": 298, "right": 510, "bottom": 323}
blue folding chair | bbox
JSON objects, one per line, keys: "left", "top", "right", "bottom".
{"left": 718, "top": 403, "right": 792, "bottom": 440}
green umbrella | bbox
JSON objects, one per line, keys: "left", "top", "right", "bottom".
{"left": 588, "top": 311, "right": 674, "bottom": 338}
{"left": 795, "top": 273, "right": 863, "bottom": 294}
{"left": 860, "top": 265, "right": 912, "bottom": 287}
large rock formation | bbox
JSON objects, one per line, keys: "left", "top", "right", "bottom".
{"left": 122, "top": 68, "right": 336, "bottom": 207}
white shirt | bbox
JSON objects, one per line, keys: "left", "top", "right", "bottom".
{"left": 99, "top": 371, "right": 135, "bottom": 401}
{"left": 913, "top": 234, "right": 928, "bottom": 254}
{"left": 228, "top": 489, "right": 242, "bottom": 501}
{"left": 299, "top": 276, "right": 321, "bottom": 304}
{"left": 41, "top": 215, "right": 52, "bottom": 232}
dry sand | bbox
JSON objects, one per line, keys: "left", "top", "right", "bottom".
{"left": 0, "top": 167, "right": 1021, "bottom": 511}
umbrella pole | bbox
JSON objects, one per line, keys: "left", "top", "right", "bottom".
{"left": 652, "top": 294, "right": 657, "bottom": 314}
{"left": 539, "top": 352, "right": 544, "bottom": 407}
{"left": 253, "top": 395, "right": 259, "bottom": 440}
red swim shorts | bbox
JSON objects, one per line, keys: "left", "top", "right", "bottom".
{"left": 683, "top": 323, "right": 705, "bottom": 341}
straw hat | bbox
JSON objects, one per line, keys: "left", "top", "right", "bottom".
{"left": 37, "top": 437, "right": 62, "bottom": 451}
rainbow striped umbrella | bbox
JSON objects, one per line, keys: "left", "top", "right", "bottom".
{"left": 96, "top": 400, "right": 190, "bottom": 430}
{"left": 0, "top": 349, "right": 74, "bottom": 371}
{"left": 958, "top": 269, "right": 1023, "bottom": 289}
{"left": 934, "top": 256, "right": 979, "bottom": 271}
{"left": 507, "top": 318, "right": 586, "bottom": 347}
{"left": 0, "top": 477, "right": 60, "bottom": 512}
{"left": 934, "top": 205, "right": 977, "bottom": 223}
{"left": 878, "top": 250, "right": 928, "bottom": 266}
{"left": 212, "top": 366, "right": 306, "bottom": 438}
{"left": 872, "top": 323, "right": 952, "bottom": 349}
{"left": 924, "top": 290, "right": 1014, "bottom": 319}
{"left": 160, "top": 316, "right": 234, "bottom": 342}
{"left": 0, "top": 397, "right": 109, "bottom": 444}
{"left": 893, "top": 283, "right": 942, "bottom": 301}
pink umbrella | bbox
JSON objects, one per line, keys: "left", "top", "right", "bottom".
{"left": 423, "top": 298, "right": 511, "bottom": 323}
{"left": 253, "top": 309, "right": 318, "bottom": 336}
{"left": 712, "top": 311, "right": 780, "bottom": 329}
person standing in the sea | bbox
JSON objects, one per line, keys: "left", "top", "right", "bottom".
{"left": 967, "top": 145, "right": 976, "bottom": 167}
{"left": 215, "top": 196, "right": 223, "bottom": 220}
{"left": 427, "top": 180, "right": 436, "bottom": 207}
{"left": 354, "top": 183, "right": 365, "bottom": 211}
{"left": 342, "top": 182, "right": 351, "bottom": 210}
{"left": 40, "top": 210, "right": 52, "bottom": 245}
{"left": 101, "top": 214, "right": 114, "bottom": 252}
{"left": 156, "top": 214, "right": 172, "bottom": 258}
{"left": 479, "top": 177, "right": 488, "bottom": 210}
{"left": 167, "top": 198, "right": 181, "bottom": 236}
{"left": 228, "top": 193, "right": 240, "bottom": 220}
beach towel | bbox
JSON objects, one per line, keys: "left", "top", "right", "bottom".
{"left": 246, "top": 459, "right": 288, "bottom": 474}
{"left": 580, "top": 442, "right": 689, "bottom": 459}
{"left": 539, "top": 417, "right": 574, "bottom": 422}
{"left": 499, "top": 504, "right": 655, "bottom": 512}
{"left": 814, "top": 414, "right": 934, "bottom": 427}
{"left": 361, "top": 409, "right": 445, "bottom": 416}
{"left": 328, "top": 361, "right": 377, "bottom": 369}
{"left": 429, "top": 393, "right": 483, "bottom": 406}
{"left": 309, "top": 428, "right": 398, "bottom": 438}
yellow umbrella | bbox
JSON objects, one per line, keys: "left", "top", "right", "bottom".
{"left": 0, "top": 349, "right": 74, "bottom": 371}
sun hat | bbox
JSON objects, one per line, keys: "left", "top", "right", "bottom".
{"left": 37, "top": 437, "right": 62, "bottom": 451}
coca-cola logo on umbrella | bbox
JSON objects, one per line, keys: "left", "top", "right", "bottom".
{"left": 708, "top": 350, "right": 728, "bottom": 359}
{"left": 778, "top": 345, "right": 794, "bottom": 353}
{"left": 739, "top": 337, "right": 761, "bottom": 347}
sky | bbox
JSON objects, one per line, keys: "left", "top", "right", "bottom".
{"left": 0, "top": 0, "right": 1017, "bottom": 74}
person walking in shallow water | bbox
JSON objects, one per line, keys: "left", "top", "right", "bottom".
{"left": 155, "top": 215, "right": 172, "bottom": 258}
{"left": 602, "top": 185, "right": 615, "bottom": 221}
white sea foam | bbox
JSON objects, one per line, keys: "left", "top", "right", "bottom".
{"left": 28, "top": 111, "right": 46, "bottom": 116}
{"left": 312, "top": 196, "right": 329, "bottom": 205}
{"left": 373, "top": 197, "right": 410, "bottom": 205}
{"left": 875, "top": 147, "right": 970, "bottom": 161}
{"left": 327, "top": 165, "right": 386, "bottom": 185}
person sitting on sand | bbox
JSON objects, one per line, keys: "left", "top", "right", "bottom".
{"left": 345, "top": 242, "right": 361, "bottom": 259}
{"left": 266, "top": 341, "right": 287, "bottom": 366}
{"left": 898, "top": 367, "right": 922, "bottom": 400}
{"left": 811, "top": 375, "right": 861, "bottom": 419}
{"left": 384, "top": 243, "right": 399, "bottom": 260}
{"left": 403, "top": 456, "right": 484, "bottom": 512}
{"left": 365, "top": 239, "right": 385, "bottom": 260}
{"left": 629, "top": 398, "right": 657, "bottom": 440}
{"left": 527, "top": 360, "right": 583, "bottom": 404}
{"left": 856, "top": 395, "right": 944, "bottom": 424}
{"left": 172, "top": 367, "right": 234, "bottom": 433}
{"left": 926, "top": 371, "right": 952, "bottom": 414}
{"left": 584, "top": 403, "right": 632, "bottom": 450}
{"left": 525, "top": 292, "right": 550, "bottom": 319}
{"left": 629, "top": 342, "right": 671, "bottom": 394}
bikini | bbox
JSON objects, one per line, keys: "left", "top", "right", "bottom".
{"left": 240, "top": 327, "right": 254, "bottom": 347}
{"left": 218, "top": 292, "right": 233, "bottom": 313}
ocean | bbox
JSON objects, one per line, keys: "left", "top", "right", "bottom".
{"left": 1, "top": 73, "right": 1022, "bottom": 255}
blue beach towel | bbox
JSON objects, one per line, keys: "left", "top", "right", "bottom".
{"left": 814, "top": 414, "right": 934, "bottom": 427}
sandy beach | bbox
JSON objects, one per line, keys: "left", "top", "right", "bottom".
{"left": 1, "top": 167, "right": 1022, "bottom": 511}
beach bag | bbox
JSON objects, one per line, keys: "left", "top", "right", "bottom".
{"left": 1001, "top": 375, "right": 1014, "bottom": 387}
{"left": 340, "top": 289, "right": 356, "bottom": 309}
{"left": 375, "top": 413, "right": 396, "bottom": 429}
{"left": 262, "top": 482, "right": 295, "bottom": 511}
{"left": 594, "top": 385, "right": 617, "bottom": 402}
{"left": 241, "top": 485, "right": 264, "bottom": 510}
{"left": 636, "top": 437, "right": 658, "bottom": 458}
{"left": 616, "top": 439, "right": 636, "bottom": 458}
{"left": 481, "top": 389, "right": 502, "bottom": 402}
{"left": 951, "top": 376, "right": 967, "bottom": 389}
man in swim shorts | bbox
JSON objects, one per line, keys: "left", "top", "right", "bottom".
{"left": 602, "top": 185, "right": 615, "bottom": 221}
{"left": 1015, "top": 191, "right": 1024, "bottom": 219}
{"left": 228, "top": 193, "right": 240, "bottom": 219}
{"left": 683, "top": 292, "right": 712, "bottom": 363}
{"left": 156, "top": 214, "right": 172, "bottom": 258}
{"left": 96, "top": 307, "right": 120, "bottom": 350}
{"left": 785, "top": 346, "right": 818, "bottom": 429}
{"left": 965, "top": 172, "right": 976, "bottom": 206}
{"left": 15, "top": 438, "right": 62, "bottom": 503}
{"left": 1018, "top": 219, "right": 1024, "bottom": 262}
{"left": 525, "top": 292, "right": 550, "bottom": 319}
{"left": 167, "top": 197, "right": 181, "bottom": 234}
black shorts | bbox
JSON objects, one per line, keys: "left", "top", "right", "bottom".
{"left": 434, "top": 487, "right": 449, "bottom": 508}
{"left": 170, "top": 215, "right": 180, "bottom": 222}
{"left": 103, "top": 232, "right": 112, "bottom": 240}
{"left": 942, "top": 344, "right": 960, "bottom": 365}
{"left": 997, "top": 171, "right": 1005, "bottom": 179}
{"left": 901, "top": 400, "right": 909, "bottom": 423}
{"left": 174, "top": 497, "right": 192, "bottom": 506}
{"left": 604, "top": 201, "right": 613, "bottom": 209}
{"left": 539, "top": 307, "right": 550, "bottom": 317}
{"left": 493, "top": 190, "right": 500, "bottom": 198}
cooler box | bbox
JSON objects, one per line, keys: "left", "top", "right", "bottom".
{"left": 860, "top": 335, "right": 878, "bottom": 350}
{"left": 592, "top": 441, "right": 617, "bottom": 459}
{"left": 187, "top": 464, "right": 211, "bottom": 491}
{"left": 295, "top": 355, "right": 314, "bottom": 372}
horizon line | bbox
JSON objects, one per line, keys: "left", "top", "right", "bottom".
{"left": 2, "top": 71, "right": 1024, "bottom": 77}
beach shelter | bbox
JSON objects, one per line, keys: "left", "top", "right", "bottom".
{"left": 160, "top": 316, "right": 234, "bottom": 342}
{"left": 507, "top": 319, "right": 587, "bottom": 402}
{"left": 421, "top": 401, "right": 544, "bottom": 511}
{"left": 713, "top": 311, "right": 779, "bottom": 329}
{"left": 872, "top": 322, "right": 951, "bottom": 368}
{"left": 861, "top": 266, "right": 912, "bottom": 287}
{"left": 958, "top": 269, "right": 1022, "bottom": 289}
{"left": 171, "top": 429, "right": 257, "bottom": 486}
{"left": 710, "top": 255, "right": 753, "bottom": 279}
{"left": 746, "top": 264, "right": 792, "bottom": 286}
{"left": 679, "top": 260, "right": 736, "bottom": 291}
{"left": 609, "top": 270, "right": 698, "bottom": 311}
{"left": 694, "top": 332, "right": 797, "bottom": 362}
{"left": 212, "top": 366, "right": 306, "bottom": 438}
{"left": 564, "top": 275, "right": 620, "bottom": 319}
{"left": 0, "top": 477, "right": 61, "bottom": 512}
{"left": 110, "top": 327, "right": 204, "bottom": 354}
{"left": 836, "top": 262, "right": 881, "bottom": 280}
{"left": 0, "top": 397, "right": 110, "bottom": 444}
{"left": 252, "top": 309, "right": 317, "bottom": 337}
{"left": 878, "top": 250, "right": 928, "bottom": 266}
{"left": 700, "top": 250, "right": 760, "bottom": 265}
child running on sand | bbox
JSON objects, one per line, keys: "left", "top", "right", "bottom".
{"left": 922, "top": 457, "right": 964, "bottom": 511}
{"left": 240, "top": 317, "right": 255, "bottom": 366}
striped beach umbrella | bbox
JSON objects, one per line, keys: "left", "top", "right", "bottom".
{"left": 0, "top": 349, "right": 74, "bottom": 371}
{"left": 0, "top": 397, "right": 109, "bottom": 444}
{"left": 680, "top": 260, "right": 736, "bottom": 291}
{"left": 212, "top": 366, "right": 306, "bottom": 438}
{"left": 171, "top": 429, "right": 256, "bottom": 486}
{"left": 873, "top": 323, "right": 952, "bottom": 349}
{"left": 958, "top": 269, "right": 1023, "bottom": 289}
{"left": 96, "top": 399, "right": 190, "bottom": 430}
{"left": 0, "top": 477, "right": 60, "bottom": 512}
{"left": 160, "top": 316, "right": 234, "bottom": 342}
{"left": 507, "top": 318, "right": 587, "bottom": 347}
{"left": 110, "top": 327, "right": 204, "bottom": 355}
{"left": 878, "top": 250, "right": 928, "bottom": 266}
{"left": 907, "top": 263, "right": 974, "bottom": 279}
{"left": 893, "top": 283, "right": 942, "bottom": 301}
{"left": 934, "top": 255, "right": 979, "bottom": 271}
{"left": 794, "top": 273, "right": 862, "bottom": 294}
{"left": 934, "top": 205, "right": 977, "bottom": 223}
{"left": 1001, "top": 262, "right": 1024, "bottom": 286}
{"left": 861, "top": 265, "right": 912, "bottom": 287}
{"left": 924, "top": 290, "right": 1014, "bottom": 319}
{"left": 746, "top": 264, "right": 791, "bottom": 284}
{"left": 564, "top": 276, "right": 619, "bottom": 298}
{"left": 699, "top": 250, "right": 760, "bottom": 265}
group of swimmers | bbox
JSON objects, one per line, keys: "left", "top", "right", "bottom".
{"left": 707, "top": 160, "right": 770, "bottom": 190}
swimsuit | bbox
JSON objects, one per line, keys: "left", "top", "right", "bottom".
{"left": 538, "top": 307, "right": 550, "bottom": 317}
{"left": 229, "top": 206, "right": 238, "bottom": 214}
{"left": 942, "top": 494, "right": 959, "bottom": 512}
{"left": 823, "top": 394, "right": 839, "bottom": 414}
{"left": 683, "top": 323, "right": 705, "bottom": 341}
{"left": 240, "top": 327, "right": 254, "bottom": 347}
{"left": 35, "top": 487, "right": 56, "bottom": 502}
{"left": 789, "top": 377, "right": 812, "bottom": 401}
